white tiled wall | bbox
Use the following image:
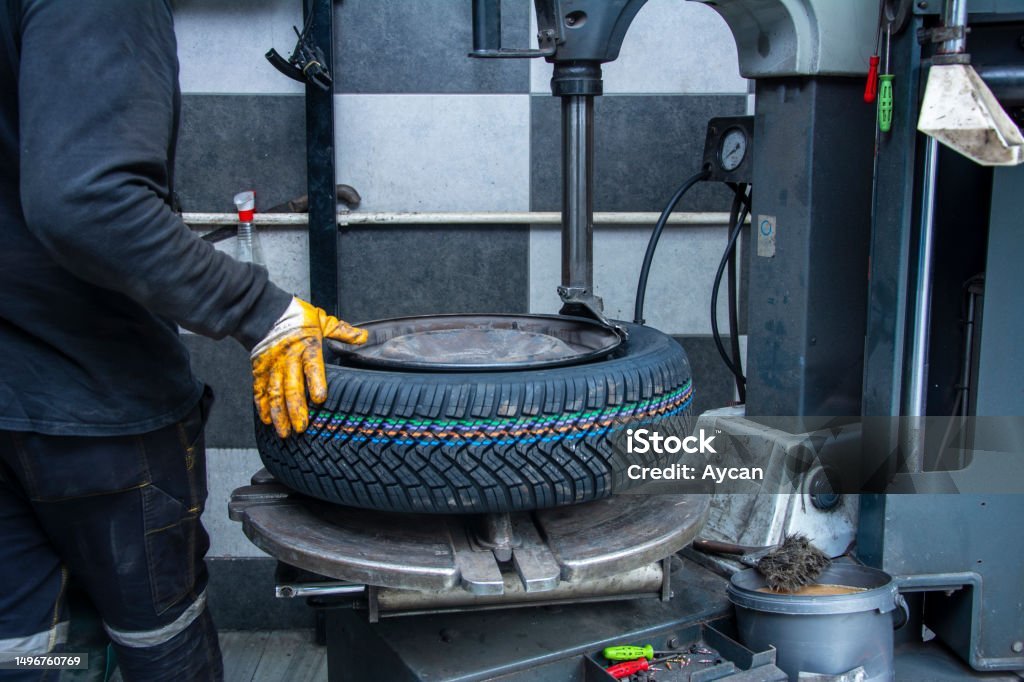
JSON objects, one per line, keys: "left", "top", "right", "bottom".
{"left": 334, "top": 94, "right": 532, "bottom": 212}
{"left": 212, "top": 230, "right": 311, "bottom": 301}
{"left": 202, "top": 448, "right": 269, "bottom": 558}
{"left": 530, "top": 224, "right": 735, "bottom": 333}
{"left": 174, "top": 0, "right": 303, "bottom": 95}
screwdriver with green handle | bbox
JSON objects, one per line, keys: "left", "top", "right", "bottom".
{"left": 879, "top": 22, "right": 894, "bottom": 132}
{"left": 603, "top": 645, "right": 675, "bottom": 661}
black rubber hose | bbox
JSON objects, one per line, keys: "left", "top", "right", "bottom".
{"left": 711, "top": 187, "right": 749, "bottom": 396}
{"left": 633, "top": 168, "right": 711, "bottom": 325}
{"left": 729, "top": 199, "right": 745, "bottom": 401}
{"left": 726, "top": 182, "right": 752, "bottom": 211}
{"left": 727, "top": 184, "right": 747, "bottom": 403}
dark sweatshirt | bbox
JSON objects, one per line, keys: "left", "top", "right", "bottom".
{"left": 0, "top": 0, "right": 292, "bottom": 435}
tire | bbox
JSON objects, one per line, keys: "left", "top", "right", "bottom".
{"left": 255, "top": 323, "right": 694, "bottom": 514}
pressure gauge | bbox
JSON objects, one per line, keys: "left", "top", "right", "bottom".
{"left": 719, "top": 128, "right": 748, "bottom": 171}
{"left": 702, "top": 116, "right": 755, "bottom": 183}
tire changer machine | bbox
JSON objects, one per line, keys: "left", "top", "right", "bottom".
{"left": 231, "top": 1, "right": 1024, "bottom": 679}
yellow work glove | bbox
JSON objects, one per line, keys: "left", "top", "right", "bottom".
{"left": 251, "top": 297, "right": 368, "bottom": 438}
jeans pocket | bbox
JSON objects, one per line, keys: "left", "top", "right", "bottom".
{"left": 142, "top": 484, "right": 203, "bottom": 615}
{"left": 13, "top": 431, "right": 150, "bottom": 502}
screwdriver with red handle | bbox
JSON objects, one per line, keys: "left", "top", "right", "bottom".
{"left": 865, "top": 0, "right": 885, "bottom": 102}
{"left": 605, "top": 658, "right": 654, "bottom": 679}
{"left": 864, "top": 55, "right": 880, "bottom": 103}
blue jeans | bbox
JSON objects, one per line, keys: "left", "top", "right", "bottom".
{"left": 0, "top": 388, "right": 222, "bottom": 681}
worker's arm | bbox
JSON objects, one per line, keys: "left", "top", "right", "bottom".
{"left": 16, "top": 0, "right": 367, "bottom": 436}
{"left": 16, "top": 0, "right": 290, "bottom": 349}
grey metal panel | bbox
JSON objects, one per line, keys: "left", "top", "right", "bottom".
{"left": 690, "top": 0, "right": 878, "bottom": 78}
{"left": 894, "top": 640, "right": 1023, "bottom": 681}
{"left": 878, "top": 494, "right": 1024, "bottom": 671}
{"left": 975, "top": 164, "right": 1024, "bottom": 415}
{"left": 745, "top": 78, "right": 875, "bottom": 420}
{"left": 914, "top": 0, "right": 1024, "bottom": 14}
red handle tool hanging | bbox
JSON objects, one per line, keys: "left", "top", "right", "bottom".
{"left": 865, "top": 55, "right": 880, "bottom": 102}
{"left": 865, "top": 0, "right": 885, "bottom": 103}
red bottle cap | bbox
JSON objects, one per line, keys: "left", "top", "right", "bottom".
{"left": 233, "top": 190, "right": 256, "bottom": 222}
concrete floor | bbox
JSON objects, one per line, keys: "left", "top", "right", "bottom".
{"left": 108, "top": 630, "right": 326, "bottom": 682}
{"left": 218, "top": 631, "right": 326, "bottom": 682}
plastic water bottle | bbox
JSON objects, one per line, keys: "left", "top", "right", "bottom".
{"left": 233, "top": 190, "right": 264, "bottom": 265}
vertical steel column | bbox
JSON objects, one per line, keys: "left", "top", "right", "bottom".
{"left": 560, "top": 95, "right": 595, "bottom": 295}
{"left": 304, "top": 0, "right": 339, "bottom": 314}
{"left": 471, "top": 0, "right": 502, "bottom": 54}
{"left": 940, "top": 0, "right": 968, "bottom": 55}
{"left": 745, "top": 78, "right": 875, "bottom": 422}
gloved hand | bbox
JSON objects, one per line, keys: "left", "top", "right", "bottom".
{"left": 251, "top": 297, "right": 368, "bottom": 437}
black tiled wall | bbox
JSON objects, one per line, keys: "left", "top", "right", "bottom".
{"left": 333, "top": 0, "right": 530, "bottom": 94}
{"left": 337, "top": 225, "right": 530, "bottom": 322}
{"left": 530, "top": 95, "right": 746, "bottom": 213}
{"left": 176, "top": 95, "right": 307, "bottom": 213}
{"left": 207, "top": 558, "right": 313, "bottom": 630}
{"left": 183, "top": 334, "right": 255, "bottom": 449}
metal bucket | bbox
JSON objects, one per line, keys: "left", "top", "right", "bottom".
{"left": 727, "top": 564, "right": 902, "bottom": 681}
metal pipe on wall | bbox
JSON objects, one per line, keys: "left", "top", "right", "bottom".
{"left": 182, "top": 211, "right": 739, "bottom": 227}
{"left": 901, "top": 136, "right": 940, "bottom": 472}
{"left": 561, "top": 95, "right": 596, "bottom": 296}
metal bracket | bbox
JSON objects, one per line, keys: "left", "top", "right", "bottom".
{"left": 265, "top": 13, "right": 333, "bottom": 90}
{"left": 469, "top": 0, "right": 562, "bottom": 59}
{"left": 659, "top": 557, "right": 673, "bottom": 601}
{"left": 275, "top": 582, "right": 365, "bottom": 599}
{"left": 930, "top": 53, "right": 972, "bottom": 65}
{"left": 460, "top": 514, "right": 561, "bottom": 594}
{"left": 449, "top": 521, "right": 506, "bottom": 596}
{"left": 468, "top": 513, "right": 517, "bottom": 562}
{"left": 469, "top": 33, "right": 558, "bottom": 59}
{"left": 917, "top": 25, "right": 968, "bottom": 45}
{"left": 557, "top": 286, "right": 629, "bottom": 340}
{"left": 509, "top": 516, "right": 561, "bottom": 593}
